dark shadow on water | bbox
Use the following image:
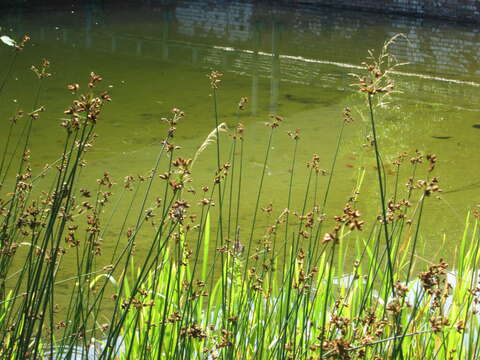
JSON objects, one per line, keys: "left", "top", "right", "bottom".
{"left": 431, "top": 136, "right": 452, "bottom": 139}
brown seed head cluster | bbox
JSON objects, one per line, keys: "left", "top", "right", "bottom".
{"left": 161, "top": 108, "right": 185, "bottom": 138}
{"left": 287, "top": 128, "right": 300, "bottom": 141}
{"left": 266, "top": 114, "right": 283, "bottom": 128}
{"left": 426, "top": 153, "right": 437, "bottom": 172}
{"left": 9, "top": 109, "right": 24, "bottom": 124}
{"left": 473, "top": 205, "right": 480, "bottom": 219}
{"left": 417, "top": 177, "right": 442, "bottom": 197}
{"left": 343, "top": 107, "right": 354, "bottom": 123}
{"left": 384, "top": 199, "right": 411, "bottom": 223}
{"left": 238, "top": 96, "right": 248, "bottom": 110}
{"left": 31, "top": 59, "right": 51, "bottom": 79}
{"left": 307, "top": 154, "right": 327, "bottom": 175}
{"left": 323, "top": 203, "right": 364, "bottom": 244}
{"left": 208, "top": 71, "right": 223, "bottom": 89}
{"left": 231, "top": 123, "right": 245, "bottom": 140}
{"left": 214, "top": 162, "right": 231, "bottom": 184}
{"left": 88, "top": 72, "right": 102, "bottom": 88}
{"left": 15, "top": 34, "right": 30, "bottom": 51}
{"left": 351, "top": 34, "right": 406, "bottom": 97}
{"left": 335, "top": 203, "right": 364, "bottom": 231}
{"left": 67, "top": 83, "right": 80, "bottom": 92}
{"left": 28, "top": 106, "right": 45, "bottom": 121}
{"left": 419, "top": 260, "right": 449, "bottom": 295}
{"left": 62, "top": 73, "right": 111, "bottom": 132}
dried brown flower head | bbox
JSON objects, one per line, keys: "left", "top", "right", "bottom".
{"left": 15, "top": 34, "right": 30, "bottom": 51}
{"left": 287, "top": 128, "right": 300, "bottom": 140}
{"left": 208, "top": 71, "right": 223, "bottom": 89}
{"left": 31, "top": 59, "right": 51, "bottom": 79}
{"left": 343, "top": 107, "right": 354, "bottom": 123}
{"left": 67, "top": 84, "right": 80, "bottom": 92}
{"left": 88, "top": 72, "right": 102, "bottom": 88}
{"left": 350, "top": 34, "right": 407, "bottom": 97}
{"left": 238, "top": 97, "right": 248, "bottom": 110}
{"left": 266, "top": 114, "right": 283, "bottom": 128}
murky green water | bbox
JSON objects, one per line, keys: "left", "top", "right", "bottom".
{"left": 1, "top": 1, "right": 480, "bottom": 293}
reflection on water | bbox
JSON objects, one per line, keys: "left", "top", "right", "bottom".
{"left": 0, "top": 1, "right": 479, "bottom": 286}
{"left": 4, "top": 1, "right": 480, "bottom": 81}
{"left": 171, "top": 1, "right": 480, "bottom": 79}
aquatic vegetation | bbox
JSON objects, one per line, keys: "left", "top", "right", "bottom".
{"left": 0, "top": 35, "right": 479, "bottom": 360}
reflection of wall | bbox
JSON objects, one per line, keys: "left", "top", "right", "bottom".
{"left": 288, "top": 0, "right": 480, "bottom": 23}
{"left": 4, "top": 1, "right": 480, "bottom": 83}
{"left": 171, "top": 2, "right": 480, "bottom": 80}
{"left": 175, "top": 2, "right": 253, "bottom": 41}
{"left": 4, "top": 0, "right": 480, "bottom": 23}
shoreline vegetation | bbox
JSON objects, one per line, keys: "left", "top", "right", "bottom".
{"left": 0, "top": 33, "right": 479, "bottom": 360}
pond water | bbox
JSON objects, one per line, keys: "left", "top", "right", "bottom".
{"left": 1, "top": 1, "right": 479, "bottom": 296}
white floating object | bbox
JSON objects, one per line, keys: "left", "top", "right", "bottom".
{"left": 1, "top": 35, "right": 16, "bottom": 47}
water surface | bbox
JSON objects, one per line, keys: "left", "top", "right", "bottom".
{"left": 1, "top": 1, "right": 479, "bottom": 291}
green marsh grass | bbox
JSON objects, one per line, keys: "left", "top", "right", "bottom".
{"left": 0, "top": 35, "right": 479, "bottom": 360}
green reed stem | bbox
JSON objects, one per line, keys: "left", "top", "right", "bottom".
{"left": 367, "top": 94, "right": 395, "bottom": 292}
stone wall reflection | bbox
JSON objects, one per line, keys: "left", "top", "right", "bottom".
{"left": 171, "top": 1, "right": 480, "bottom": 80}
{"left": 3, "top": 0, "right": 480, "bottom": 107}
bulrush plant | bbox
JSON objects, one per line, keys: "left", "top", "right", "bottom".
{"left": 0, "top": 35, "right": 479, "bottom": 360}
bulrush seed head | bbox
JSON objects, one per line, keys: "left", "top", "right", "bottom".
{"left": 350, "top": 34, "right": 407, "bottom": 98}
{"left": 31, "top": 59, "right": 51, "bottom": 79}
{"left": 15, "top": 34, "right": 30, "bottom": 51}
{"left": 208, "top": 71, "right": 223, "bottom": 89}
{"left": 238, "top": 96, "right": 248, "bottom": 110}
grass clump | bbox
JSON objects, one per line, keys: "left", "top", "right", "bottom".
{"left": 0, "top": 34, "right": 479, "bottom": 360}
